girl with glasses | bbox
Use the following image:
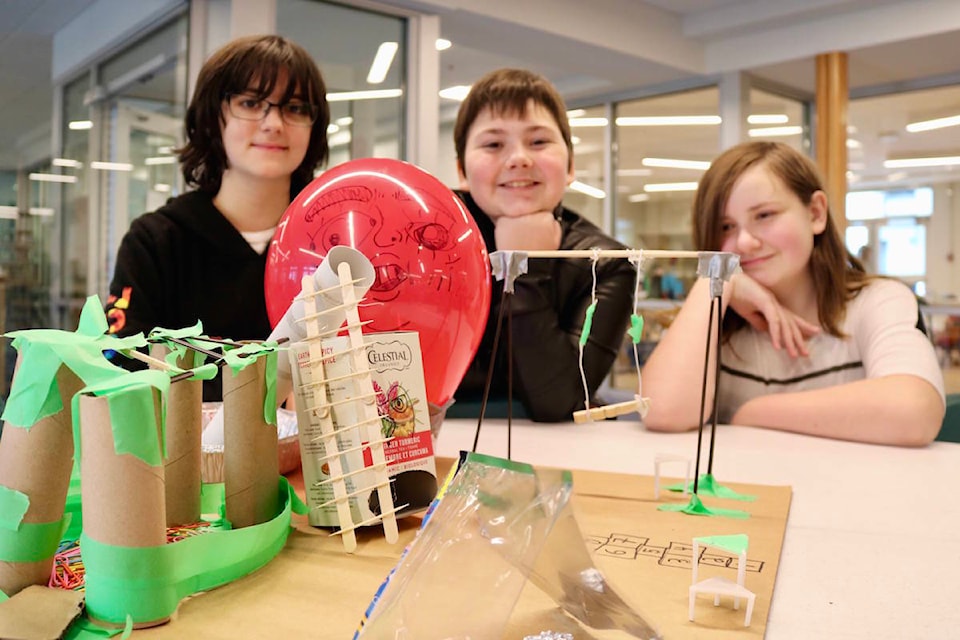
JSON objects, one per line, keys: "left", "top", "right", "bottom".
{"left": 105, "top": 34, "right": 329, "bottom": 401}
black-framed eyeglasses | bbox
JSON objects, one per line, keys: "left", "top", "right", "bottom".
{"left": 225, "top": 93, "right": 319, "bottom": 127}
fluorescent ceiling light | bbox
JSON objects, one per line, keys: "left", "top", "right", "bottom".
{"left": 566, "top": 109, "right": 586, "bottom": 119}
{"left": 628, "top": 193, "right": 650, "bottom": 203}
{"left": 616, "top": 116, "right": 721, "bottom": 126}
{"left": 29, "top": 172, "right": 77, "bottom": 183}
{"left": 90, "top": 161, "right": 133, "bottom": 171}
{"left": 0, "top": 206, "right": 18, "bottom": 219}
{"left": 53, "top": 158, "right": 82, "bottom": 168}
{"left": 641, "top": 157, "right": 710, "bottom": 170}
{"left": 906, "top": 114, "right": 960, "bottom": 133}
{"left": 29, "top": 207, "right": 54, "bottom": 217}
{"left": 569, "top": 117, "right": 608, "bottom": 127}
{"left": 68, "top": 120, "right": 93, "bottom": 130}
{"left": 153, "top": 183, "right": 172, "bottom": 192}
{"left": 367, "top": 42, "right": 398, "bottom": 84}
{"left": 144, "top": 156, "right": 176, "bottom": 165}
{"left": 748, "top": 114, "right": 789, "bottom": 125}
{"left": 435, "top": 38, "right": 451, "bottom": 51}
{"left": 327, "top": 123, "right": 340, "bottom": 134}
{"left": 643, "top": 181, "right": 699, "bottom": 192}
{"left": 571, "top": 135, "right": 581, "bottom": 145}
{"left": 329, "top": 131, "right": 352, "bottom": 148}
{"left": 748, "top": 125, "right": 803, "bottom": 137}
{"left": 439, "top": 85, "right": 471, "bottom": 101}
{"left": 569, "top": 180, "right": 606, "bottom": 199}
{"left": 335, "top": 116, "right": 353, "bottom": 126}
{"left": 617, "top": 168, "right": 653, "bottom": 177}
{"left": 327, "top": 89, "right": 403, "bottom": 102}
{"left": 883, "top": 156, "right": 960, "bottom": 168}
{"left": 846, "top": 138, "right": 862, "bottom": 149}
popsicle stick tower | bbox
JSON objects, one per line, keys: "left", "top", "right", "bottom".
{"left": 474, "top": 248, "right": 750, "bottom": 518}
{"left": 295, "top": 262, "right": 401, "bottom": 552}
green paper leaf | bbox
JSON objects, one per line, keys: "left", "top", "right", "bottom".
{"left": 0, "top": 485, "right": 29, "bottom": 531}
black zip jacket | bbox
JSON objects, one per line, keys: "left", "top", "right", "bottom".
{"left": 104, "top": 190, "right": 272, "bottom": 400}
{"left": 454, "top": 191, "right": 635, "bottom": 422}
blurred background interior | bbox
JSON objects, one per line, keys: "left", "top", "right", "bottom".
{"left": 2, "top": 0, "right": 960, "bottom": 407}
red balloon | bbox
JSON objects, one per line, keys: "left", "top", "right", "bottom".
{"left": 265, "top": 158, "right": 492, "bottom": 406}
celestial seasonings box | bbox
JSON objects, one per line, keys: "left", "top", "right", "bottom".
{"left": 290, "top": 332, "right": 439, "bottom": 528}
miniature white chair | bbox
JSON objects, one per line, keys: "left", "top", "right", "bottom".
{"left": 688, "top": 534, "right": 756, "bottom": 627}
{"left": 652, "top": 453, "right": 691, "bottom": 499}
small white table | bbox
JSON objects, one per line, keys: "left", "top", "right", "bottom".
{"left": 435, "top": 418, "right": 960, "bottom": 640}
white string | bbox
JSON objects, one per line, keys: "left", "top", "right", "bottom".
{"left": 628, "top": 250, "right": 645, "bottom": 397}
{"left": 579, "top": 248, "right": 602, "bottom": 412}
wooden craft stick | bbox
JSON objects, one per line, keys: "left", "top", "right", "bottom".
{"left": 573, "top": 398, "right": 650, "bottom": 423}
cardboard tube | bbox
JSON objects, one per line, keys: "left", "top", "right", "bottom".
{"left": 0, "top": 362, "right": 83, "bottom": 597}
{"left": 79, "top": 390, "right": 169, "bottom": 628}
{"left": 151, "top": 345, "right": 202, "bottom": 526}
{"left": 223, "top": 355, "right": 279, "bottom": 528}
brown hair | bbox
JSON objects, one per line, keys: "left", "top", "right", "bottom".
{"left": 453, "top": 68, "right": 573, "bottom": 177}
{"left": 692, "top": 140, "right": 869, "bottom": 337}
{"left": 179, "top": 35, "right": 329, "bottom": 195}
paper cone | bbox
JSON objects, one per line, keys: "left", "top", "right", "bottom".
{"left": 223, "top": 355, "right": 279, "bottom": 528}
{"left": 151, "top": 345, "right": 202, "bottom": 526}
{"left": 0, "top": 362, "right": 83, "bottom": 597}
{"left": 79, "top": 390, "right": 169, "bottom": 628}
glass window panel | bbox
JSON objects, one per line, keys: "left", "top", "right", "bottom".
{"left": 614, "top": 86, "right": 720, "bottom": 254}
{"left": 567, "top": 104, "right": 606, "bottom": 228}
{"left": 878, "top": 219, "right": 926, "bottom": 277}
{"left": 748, "top": 88, "right": 809, "bottom": 151}
{"left": 278, "top": 0, "right": 406, "bottom": 168}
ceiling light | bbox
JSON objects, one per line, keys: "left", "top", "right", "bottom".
{"left": 335, "top": 116, "right": 353, "bottom": 127}
{"left": 329, "top": 131, "right": 352, "bottom": 148}
{"left": 366, "top": 42, "right": 398, "bottom": 84}
{"left": 435, "top": 38, "right": 452, "bottom": 51}
{"left": 144, "top": 156, "right": 177, "bottom": 165}
{"left": 616, "top": 168, "right": 653, "bottom": 177}
{"left": 568, "top": 181, "right": 606, "bottom": 199}
{"left": 327, "top": 123, "right": 339, "bottom": 134}
{"left": 906, "top": 114, "right": 960, "bottom": 133}
{"left": 439, "top": 85, "right": 471, "bottom": 101}
{"left": 153, "top": 183, "right": 172, "bottom": 193}
{"left": 566, "top": 109, "right": 586, "bottom": 119}
{"left": 571, "top": 135, "right": 581, "bottom": 145}
{"left": 29, "top": 207, "right": 54, "bottom": 217}
{"left": 68, "top": 120, "right": 93, "bottom": 130}
{"left": 29, "top": 172, "right": 77, "bottom": 183}
{"left": 641, "top": 157, "right": 710, "bottom": 170}
{"left": 616, "top": 116, "right": 721, "bottom": 126}
{"left": 846, "top": 139, "right": 862, "bottom": 149}
{"left": 0, "top": 206, "right": 17, "bottom": 219}
{"left": 90, "top": 161, "right": 133, "bottom": 171}
{"left": 643, "top": 182, "right": 699, "bottom": 192}
{"left": 327, "top": 89, "right": 403, "bottom": 102}
{"left": 748, "top": 114, "right": 789, "bottom": 125}
{"left": 883, "top": 156, "right": 960, "bottom": 168}
{"left": 747, "top": 126, "right": 803, "bottom": 137}
{"left": 52, "top": 158, "right": 82, "bottom": 168}
{"left": 569, "top": 117, "right": 608, "bottom": 127}
{"left": 628, "top": 193, "right": 650, "bottom": 203}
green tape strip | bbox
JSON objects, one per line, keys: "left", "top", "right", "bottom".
{"left": 64, "top": 614, "right": 132, "bottom": 639}
{"left": 0, "top": 515, "right": 69, "bottom": 562}
{"left": 627, "top": 313, "right": 644, "bottom": 344}
{"left": 578, "top": 301, "right": 598, "bottom": 347}
{"left": 0, "top": 485, "right": 29, "bottom": 531}
{"left": 2, "top": 296, "right": 147, "bottom": 428}
{"left": 71, "top": 370, "right": 170, "bottom": 469}
{"left": 80, "top": 478, "right": 302, "bottom": 625}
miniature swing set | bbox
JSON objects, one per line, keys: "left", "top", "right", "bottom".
{"left": 472, "top": 247, "right": 757, "bottom": 520}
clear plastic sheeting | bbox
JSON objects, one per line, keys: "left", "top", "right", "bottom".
{"left": 357, "top": 452, "right": 661, "bottom": 639}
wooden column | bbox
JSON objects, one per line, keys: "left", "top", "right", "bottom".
{"left": 815, "top": 51, "right": 849, "bottom": 228}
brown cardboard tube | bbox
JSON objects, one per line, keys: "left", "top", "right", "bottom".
{"left": 223, "top": 356, "right": 279, "bottom": 528}
{"left": 79, "top": 390, "right": 169, "bottom": 628}
{"left": 150, "top": 345, "right": 201, "bottom": 526}
{"left": 0, "top": 362, "right": 83, "bottom": 597}
{"left": 79, "top": 391, "right": 167, "bottom": 547}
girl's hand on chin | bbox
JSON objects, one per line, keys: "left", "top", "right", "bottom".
{"left": 493, "top": 212, "right": 561, "bottom": 251}
{"left": 729, "top": 272, "right": 821, "bottom": 357}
